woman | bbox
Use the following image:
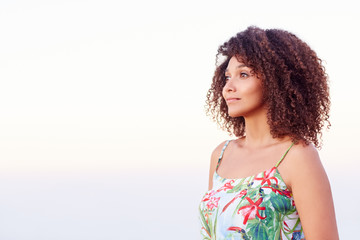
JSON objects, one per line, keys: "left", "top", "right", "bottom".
{"left": 199, "top": 26, "right": 339, "bottom": 239}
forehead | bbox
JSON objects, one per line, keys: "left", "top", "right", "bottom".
{"left": 225, "top": 56, "right": 248, "bottom": 72}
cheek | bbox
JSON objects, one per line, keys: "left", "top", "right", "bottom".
{"left": 243, "top": 84, "right": 263, "bottom": 104}
{"left": 243, "top": 83, "right": 262, "bottom": 97}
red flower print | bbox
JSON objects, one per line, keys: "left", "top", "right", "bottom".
{"left": 201, "top": 226, "right": 211, "bottom": 238}
{"left": 206, "top": 197, "right": 220, "bottom": 211}
{"left": 238, "top": 197, "right": 266, "bottom": 224}
{"left": 228, "top": 226, "right": 243, "bottom": 233}
{"left": 254, "top": 167, "right": 278, "bottom": 186}
{"left": 204, "top": 213, "right": 209, "bottom": 224}
{"left": 222, "top": 189, "right": 247, "bottom": 213}
{"left": 262, "top": 186, "right": 292, "bottom": 198}
{"left": 281, "top": 189, "right": 292, "bottom": 198}
{"left": 217, "top": 180, "right": 235, "bottom": 192}
{"left": 262, "top": 186, "right": 280, "bottom": 194}
{"left": 237, "top": 189, "right": 248, "bottom": 197}
{"left": 283, "top": 221, "right": 290, "bottom": 232}
{"left": 202, "top": 190, "right": 215, "bottom": 202}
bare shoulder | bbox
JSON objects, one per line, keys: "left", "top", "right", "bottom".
{"left": 209, "top": 140, "right": 229, "bottom": 174}
{"left": 287, "top": 141, "right": 321, "bottom": 167}
{"left": 210, "top": 140, "right": 229, "bottom": 164}
{"left": 280, "top": 141, "right": 325, "bottom": 190}
{"left": 289, "top": 141, "right": 321, "bottom": 167}
{"left": 207, "top": 140, "right": 230, "bottom": 190}
{"left": 283, "top": 141, "right": 339, "bottom": 239}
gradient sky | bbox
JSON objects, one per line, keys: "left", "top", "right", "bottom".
{"left": 1, "top": 0, "right": 359, "bottom": 172}
{"left": 0, "top": 0, "right": 359, "bottom": 239}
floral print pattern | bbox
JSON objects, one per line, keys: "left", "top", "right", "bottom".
{"left": 199, "top": 140, "right": 305, "bottom": 240}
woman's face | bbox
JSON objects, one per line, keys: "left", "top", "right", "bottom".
{"left": 222, "top": 56, "right": 265, "bottom": 118}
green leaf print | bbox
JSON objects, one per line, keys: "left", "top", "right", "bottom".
{"left": 263, "top": 205, "right": 275, "bottom": 228}
{"left": 227, "top": 179, "right": 246, "bottom": 193}
{"left": 248, "top": 222, "right": 268, "bottom": 240}
{"left": 212, "top": 207, "right": 219, "bottom": 239}
{"left": 225, "top": 230, "right": 250, "bottom": 240}
{"left": 199, "top": 206, "right": 211, "bottom": 238}
{"left": 200, "top": 207, "right": 220, "bottom": 240}
{"left": 269, "top": 191, "right": 292, "bottom": 215}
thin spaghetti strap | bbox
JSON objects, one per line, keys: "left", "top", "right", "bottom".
{"left": 275, "top": 142, "right": 295, "bottom": 168}
{"left": 216, "top": 140, "right": 231, "bottom": 171}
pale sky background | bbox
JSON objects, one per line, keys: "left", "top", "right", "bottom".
{"left": 0, "top": 0, "right": 359, "bottom": 239}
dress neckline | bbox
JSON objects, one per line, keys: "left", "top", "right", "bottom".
{"left": 213, "top": 166, "right": 292, "bottom": 193}
{"left": 214, "top": 166, "right": 278, "bottom": 181}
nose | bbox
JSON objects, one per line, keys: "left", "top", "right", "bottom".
{"left": 223, "top": 78, "right": 235, "bottom": 93}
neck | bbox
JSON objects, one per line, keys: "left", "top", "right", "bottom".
{"left": 242, "top": 106, "right": 275, "bottom": 148}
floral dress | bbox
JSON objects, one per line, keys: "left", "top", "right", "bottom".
{"left": 199, "top": 140, "right": 305, "bottom": 240}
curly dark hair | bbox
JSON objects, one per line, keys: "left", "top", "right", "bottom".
{"left": 205, "top": 26, "right": 330, "bottom": 148}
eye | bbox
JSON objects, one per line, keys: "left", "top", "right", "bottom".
{"left": 240, "top": 72, "right": 249, "bottom": 78}
{"left": 224, "top": 76, "right": 231, "bottom": 82}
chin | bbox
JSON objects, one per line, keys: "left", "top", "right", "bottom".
{"left": 227, "top": 111, "right": 244, "bottom": 118}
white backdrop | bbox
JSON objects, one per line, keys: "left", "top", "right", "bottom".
{"left": 0, "top": 0, "right": 359, "bottom": 239}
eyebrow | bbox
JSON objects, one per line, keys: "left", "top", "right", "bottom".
{"left": 225, "top": 64, "right": 247, "bottom": 73}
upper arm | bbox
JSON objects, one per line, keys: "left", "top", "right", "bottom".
{"left": 287, "top": 144, "right": 339, "bottom": 239}
{"left": 208, "top": 140, "right": 227, "bottom": 191}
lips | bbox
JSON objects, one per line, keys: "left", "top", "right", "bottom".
{"left": 226, "top": 98, "right": 241, "bottom": 103}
